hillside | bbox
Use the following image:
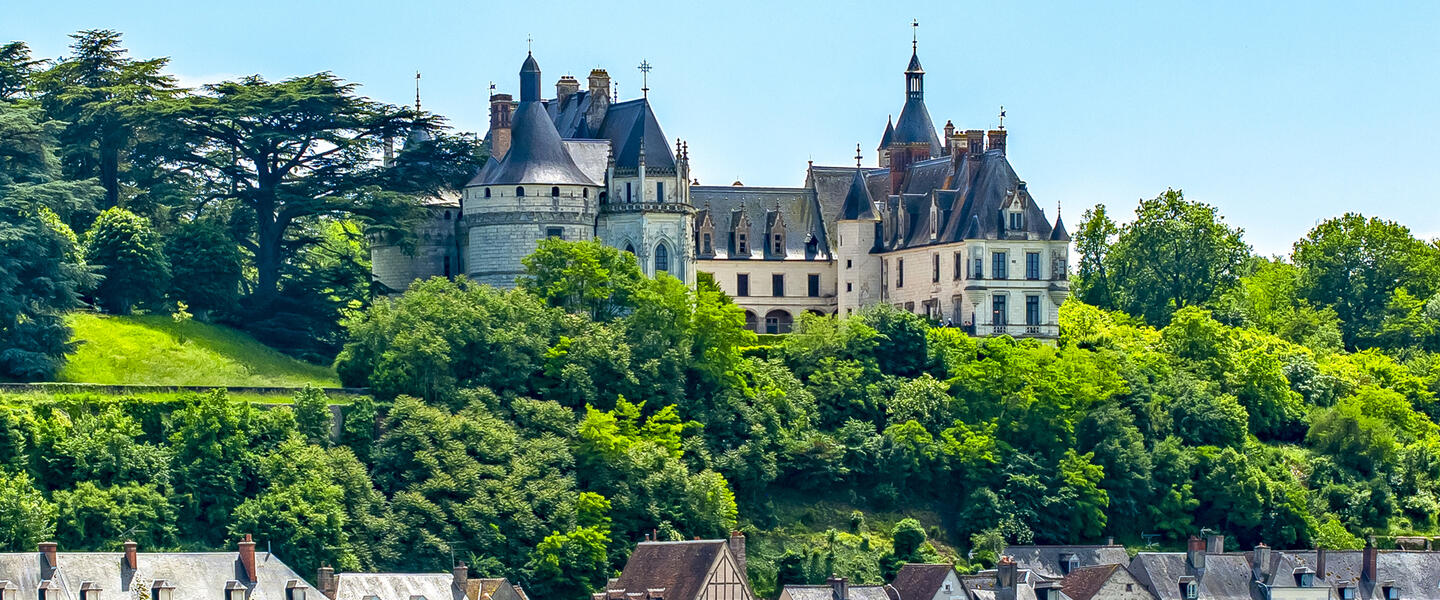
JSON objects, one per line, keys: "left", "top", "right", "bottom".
{"left": 56, "top": 313, "right": 340, "bottom": 387}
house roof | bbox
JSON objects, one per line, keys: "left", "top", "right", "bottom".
{"left": 891, "top": 564, "right": 955, "bottom": 600}
{"left": 596, "top": 99, "right": 676, "bottom": 173}
{"left": 609, "top": 541, "right": 727, "bottom": 600}
{"left": 692, "top": 186, "right": 832, "bottom": 260}
{"left": 1059, "top": 564, "right": 1123, "bottom": 600}
{"left": 0, "top": 551, "right": 306, "bottom": 600}
{"left": 782, "top": 584, "right": 900, "bottom": 600}
{"left": 839, "top": 167, "right": 878, "bottom": 221}
{"left": 480, "top": 100, "right": 596, "bottom": 186}
{"left": 1278, "top": 550, "right": 1440, "bottom": 599}
{"left": 332, "top": 574, "right": 461, "bottom": 600}
{"left": 1002, "top": 546, "right": 1130, "bottom": 580}
{"left": 1127, "top": 553, "right": 1259, "bottom": 600}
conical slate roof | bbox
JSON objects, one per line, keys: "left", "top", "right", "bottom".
{"left": 839, "top": 168, "right": 877, "bottom": 221}
{"left": 482, "top": 101, "right": 595, "bottom": 186}
{"left": 1050, "top": 213, "right": 1071, "bottom": 241}
{"left": 892, "top": 98, "right": 941, "bottom": 152}
{"left": 877, "top": 116, "right": 894, "bottom": 150}
{"left": 906, "top": 49, "right": 923, "bottom": 73}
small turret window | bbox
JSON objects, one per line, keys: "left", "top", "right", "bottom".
{"left": 656, "top": 181, "right": 664, "bottom": 202}
{"left": 516, "top": 187, "right": 525, "bottom": 197}
{"left": 551, "top": 186, "right": 560, "bottom": 197}
{"left": 655, "top": 244, "right": 669, "bottom": 273}
{"left": 484, "top": 188, "right": 491, "bottom": 198}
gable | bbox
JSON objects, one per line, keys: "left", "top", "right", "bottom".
{"left": 699, "top": 551, "right": 753, "bottom": 600}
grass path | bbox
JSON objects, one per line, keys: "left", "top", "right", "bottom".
{"left": 57, "top": 313, "right": 339, "bottom": 387}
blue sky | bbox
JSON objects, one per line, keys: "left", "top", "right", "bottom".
{"left": 7, "top": 1, "right": 1439, "bottom": 255}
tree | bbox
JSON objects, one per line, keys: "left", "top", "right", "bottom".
{"left": 35, "top": 29, "right": 178, "bottom": 209}
{"left": 1292, "top": 213, "right": 1440, "bottom": 349}
{"left": 0, "top": 42, "right": 43, "bottom": 100}
{"left": 0, "top": 470, "right": 56, "bottom": 551}
{"left": 84, "top": 206, "right": 169, "bottom": 313}
{"left": 1106, "top": 190, "right": 1249, "bottom": 325}
{"left": 231, "top": 438, "right": 357, "bottom": 574}
{"left": 148, "top": 73, "right": 419, "bottom": 304}
{"left": 520, "top": 238, "right": 647, "bottom": 320}
{"left": 164, "top": 219, "right": 241, "bottom": 319}
{"left": 293, "top": 385, "right": 333, "bottom": 446}
{"left": 1072, "top": 204, "right": 1118, "bottom": 308}
{"left": 0, "top": 101, "right": 101, "bottom": 380}
{"left": 53, "top": 481, "right": 176, "bottom": 549}
{"left": 525, "top": 493, "right": 612, "bottom": 600}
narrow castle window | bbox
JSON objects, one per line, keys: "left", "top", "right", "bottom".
{"left": 626, "top": 182, "right": 632, "bottom": 202}
{"left": 583, "top": 188, "right": 589, "bottom": 198}
{"left": 551, "top": 186, "right": 560, "bottom": 197}
{"left": 701, "top": 233, "right": 712, "bottom": 255}
{"left": 654, "top": 244, "right": 669, "bottom": 273}
{"left": 772, "top": 233, "right": 783, "bottom": 256}
{"left": 932, "top": 253, "right": 940, "bottom": 282}
{"left": 897, "top": 258, "right": 904, "bottom": 288}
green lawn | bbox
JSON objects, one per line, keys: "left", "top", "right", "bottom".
{"left": 57, "top": 313, "right": 340, "bottom": 387}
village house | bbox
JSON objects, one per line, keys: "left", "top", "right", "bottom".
{"left": 597, "top": 532, "right": 752, "bottom": 600}
{"left": 315, "top": 562, "right": 527, "bottom": 600}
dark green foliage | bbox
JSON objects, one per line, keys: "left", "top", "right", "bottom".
{"left": 84, "top": 206, "right": 169, "bottom": 314}
{"left": 164, "top": 219, "right": 241, "bottom": 318}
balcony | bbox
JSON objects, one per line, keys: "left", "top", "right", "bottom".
{"left": 984, "top": 323, "right": 1059, "bottom": 339}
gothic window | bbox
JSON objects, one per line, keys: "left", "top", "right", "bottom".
{"left": 971, "top": 248, "right": 983, "bottom": 279}
{"left": 654, "top": 244, "right": 669, "bottom": 273}
{"left": 737, "top": 232, "right": 749, "bottom": 255}
{"left": 443, "top": 256, "right": 451, "bottom": 277}
{"left": 515, "top": 186, "right": 525, "bottom": 197}
{"left": 930, "top": 204, "right": 939, "bottom": 240}
{"left": 599, "top": 191, "right": 607, "bottom": 203}
{"left": 551, "top": 186, "right": 560, "bottom": 197}
{"left": 624, "top": 243, "right": 635, "bottom": 255}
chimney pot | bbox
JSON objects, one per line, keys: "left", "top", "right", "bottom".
{"left": 238, "top": 534, "right": 257, "bottom": 582}
{"left": 453, "top": 562, "right": 468, "bottom": 589}
{"left": 1186, "top": 536, "right": 1207, "bottom": 571}
{"left": 1207, "top": 534, "right": 1225, "bottom": 554}
{"left": 123, "top": 540, "right": 138, "bottom": 570}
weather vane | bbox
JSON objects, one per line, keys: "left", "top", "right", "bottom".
{"left": 855, "top": 143, "right": 863, "bottom": 168}
{"left": 912, "top": 19, "right": 919, "bottom": 50}
{"left": 415, "top": 71, "right": 421, "bottom": 114}
{"left": 638, "top": 60, "right": 652, "bottom": 98}
{"left": 998, "top": 105, "right": 1006, "bottom": 129}
{"left": 527, "top": 35, "right": 533, "bottom": 53}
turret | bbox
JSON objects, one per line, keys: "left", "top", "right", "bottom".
{"left": 836, "top": 144, "right": 882, "bottom": 317}
{"left": 520, "top": 53, "right": 541, "bottom": 102}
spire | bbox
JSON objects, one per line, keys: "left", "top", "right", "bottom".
{"left": 415, "top": 71, "right": 422, "bottom": 115}
{"left": 1051, "top": 201, "right": 1070, "bottom": 241}
{"left": 840, "top": 148, "right": 877, "bottom": 221}
{"left": 520, "top": 49, "right": 542, "bottom": 102}
{"left": 878, "top": 116, "right": 894, "bottom": 150}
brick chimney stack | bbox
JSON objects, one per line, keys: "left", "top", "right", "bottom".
{"left": 556, "top": 76, "right": 580, "bottom": 104}
{"left": 1207, "top": 534, "right": 1225, "bottom": 554}
{"left": 586, "top": 69, "right": 611, "bottom": 128}
{"left": 728, "top": 530, "right": 747, "bottom": 582}
{"left": 1186, "top": 536, "right": 1207, "bottom": 571}
{"left": 238, "top": 534, "right": 257, "bottom": 582}
{"left": 965, "top": 130, "right": 985, "bottom": 160}
{"left": 986, "top": 129, "right": 1007, "bottom": 156}
{"left": 453, "top": 562, "right": 469, "bottom": 589}
{"left": 123, "top": 540, "right": 138, "bottom": 570}
{"left": 997, "top": 556, "right": 1017, "bottom": 589}
{"left": 38, "top": 541, "right": 57, "bottom": 577}
{"left": 317, "top": 566, "right": 337, "bottom": 599}
{"left": 827, "top": 575, "right": 848, "bottom": 600}
{"left": 489, "top": 93, "right": 515, "bottom": 160}
{"left": 1362, "top": 538, "right": 1378, "bottom": 581}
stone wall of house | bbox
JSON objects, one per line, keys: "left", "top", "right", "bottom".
{"left": 463, "top": 183, "right": 598, "bottom": 288}
{"left": 698, "top": 258, "right": 838, "bottom": 332}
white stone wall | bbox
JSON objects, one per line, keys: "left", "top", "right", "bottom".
{"left": 698, "top": 258, "right": 837, "bottom": 331}
{"left": 370, "top": 208, "right": 461, "bottom": 293}
{"left": 462, "top": 183, "right": 599, "bottom": 288}
{"left": 835, "top": 220, "right": 883, "bottom": 317}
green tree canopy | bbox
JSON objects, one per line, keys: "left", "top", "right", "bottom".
{"left": 84, "top": 206, "right": 169, "bottom": 314}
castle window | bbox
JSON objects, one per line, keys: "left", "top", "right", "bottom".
{"left": 932, "top": 253, "right": 940, "bottom": 283}
{"left": 808, "top": 274, "right": 820, "bottom": 297}
{"left": 701, "top": 232, "right": 713, "bottom": 255}
{"left": 546, "top": 227, "right": 563, "bottom": 239}
{"left": 624, "top": 243, "right": 635, "bottom": 255}
{"left": 737, "top": 232, "right": 749, "bottom": 256}
{"left": 772, "top": 233, "right": 783, "bottom": 256}
{"left": 846, "top": 282, "right": 853, "bottom": 292}
{"left": 516, "top": 186, "right": 525, "bottom": 197}
{"left": 551, "top": 186, "right": 560, "bottom": 197}
{"left": 657, "top": 181, "right": 664, "bottom": 201}
{"left": 772, "top": 274, "right": 784, "bottom": 297}
{"left": 954, "top": 252, "right": 962, "bottom": 280}
{"left": 599, "top": 191, "right": 607, "bottom": 203}
{"left": 737, "top": 274, "right": 749, "bottom": 297}
{"left": 1026, "top": 252, "right": 1041, "bottom": 280}
{"left": 1027, "top": 295, "right": 1041, "bottom": 326}
{"left": 583, "top": 188, "right": 589, "bottom": 198}
{"left": 992, "top": 251, "right": 1008, "bottom": 279}
{"left": 484, "top": 188, "right": 491, "bottom": 198}
{"left": 1009, "top": 211, "right": 1024, "bottom": 230}
{"left": 896, "top": 258, "right": 904, "bottom": 288}
{"left": 654, "top": 244, "right": 669, "bottom": 273}
{"left": 846, "top": 259, "right": 852, "bottom": 269}
{"left": 626, "top": 182, "right": 632, "bottom": 202}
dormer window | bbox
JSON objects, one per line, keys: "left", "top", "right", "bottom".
{"left": 150, "top": 581, "right": 175, "bottom": 600}
{"left": 1060, "top": 554, "right": 1079, "bottom": 575}
{"left": 38, "top": 581, "right": 60, "bottom": 600}
{"left": 79, "top": 582, "right": 101, "bottom": 600}
{"left": 1385, "top": 584, "right": 1399, "bottom": 600}
{"left": 0, "top": 581, "right": 17, "bottom": 600}
{"left": 701, "top": 232, "right": 713, "bottom": 255}
{"left": 737, "top": 232, "right": 749, "bottom": 255}
{"left": 772, "top": 232, "right": 784, "bottom": 256}
{"left": 930, "top": 204, "right": 939, "bottom": 240}
{"left": 1341, "top": 587, "right": 1355, "bottom": 600}
{"left": 1185, "top": 582, "right": 1197, "bottom": 599}
{"left": 285, "top": 581, "right": 308, "bottom": 600}
{"left": 1009, "top": 211, "right": 1023, "bottom": 230}
{"left": 226, "top": 580, "right": 246, "bottom": 600}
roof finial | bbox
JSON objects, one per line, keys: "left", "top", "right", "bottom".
{"left": 912, "top": 19, "right": 919, "bottom": 52}
{"left": 415, "top": 71, "right": 422, "bottom": 115}
{"left": 527, "top": 35, "right": 533, "bottom": 54}
{"left": 998, "top": 105, "right": 1006, "bottom": 130}
{"left": 855, "top": 143, "right": 863, "bottom": 168}
{"left": 638, "top": 60, "right": 652, "bottom": 99}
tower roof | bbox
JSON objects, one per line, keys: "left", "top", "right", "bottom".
{"left": 840, "top": 167, "right": 878, "bottom": 221}
{"left": 601, "top": 99, "right": 676, "bottom": 172}
{"left": 521, "top": 52, "right": 540, "bottom": 74}
{"left": 906, "top": 49, "right": 924, "bottom": 73}
{"left": 878, "top": 116, "right": 894, "bottom": 150}
{"left": 481, "top": 97, "right": 595, "bottom": 186}
{"left": 1050, "top": 213, "right": 1071, "bottom": 241}
{"left": 891, "top": 98, "right": 941, "bottom": 152}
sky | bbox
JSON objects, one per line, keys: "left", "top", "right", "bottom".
{"left": 7, "top": 1, "right": 1439, "bottom": 256}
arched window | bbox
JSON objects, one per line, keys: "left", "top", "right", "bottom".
{"left": 654, "top": 244, "right": 669, "bottom": 273}
{"left": 624, "top": 243, "right": 635, "bottom": 255}
{"left": 744, "top": 310, "right": 758, "bottom": 332}
{"left": 484, "top": 188, "right": 491, "bottom": 198}
{"left": 516, "top": 186, "right": 525, "bottom": 197}
{"left": 764, "top": 310, "right": 793, "bottom": 334}
{"left": 599, "top": 191, "right": 608, "bottom": 203}
{"left": 551, "top": 186, "right": 560, "bottom": 197}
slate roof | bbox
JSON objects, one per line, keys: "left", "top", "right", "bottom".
{"left": 609, "top": 541, "right": 727, "bottom": 600}
{"left": 839, "top": 167, "right": 878, "bottom": 221}
{"left": 1127, "top": 553, "right": 1260, "bottom": 600}
{"left": 879, "top": 117, "right": 894, "bottom": 150}
{"left": 332, "top": 573, "right": 462, "bottom": 600}
{"left": 1003, "top": 546, "right": 1131, "bottom": 580}
{"left": 891, "top": 564, "right": 955, "bottom": 600}
{"left": 1278, "top": 550, "right": 1440, "bottom": 599}
{"left": 562, "top": 139, "right": 611, "bottom": 184}
{"left": 1049, "top": 213, "right": 1069, "bottom": 241}
{"left": 480, "top": 100, "right": 596, "bottom": 186}
{"left": 692, "top": 186, "right": 832, "bottom": 260}
{"left": 782, "top": 585, "right": 900, "bottom": 600}
{"left": 547, "top": 89, "right": 599, "bottom": 138}
{"left": 0, "top": 551, "right": 307, "bottom": 600}
{"left": 806, "top": 166, "right": 888, "bottom": 239}
{"left": 891, "top": 96, "right": 941, "bottom": 154}
{"left": 596, "top": 99, "right": 676, "bottom": 173}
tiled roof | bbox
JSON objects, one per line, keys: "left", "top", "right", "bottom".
{"left": 0, "top": 551, "right": 306, "bottom": 600}
{"left": 1002, "top": 546, "right": 1130, "bottom": 580}
{"left": 1059, "top": 564, "right": 1118, "bottom": 600}
{"left": 891, "top": 564, "right": 955, "bottom": 600}
{"left": 782, "top": 585, "right": 899, "bottom": 600}
{"left": 610, "top": 541, "right": 727, "bottom": 600}
{"left": 332, "top": 574, "right": 461, "bottom": 600}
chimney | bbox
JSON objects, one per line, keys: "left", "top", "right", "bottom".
{"left": 964, "top": 130, "right": 985, "bottom": 160}
{"left": 123, "top": 540, "right": 138, "bottom": 570}
{"left": 1251, "top": 544, "right": 1269, "bottom": 581}
{"left": 1316, "top": 547, "right": 1327, "bottom": 580}
{"left": 986, "top": 129, "right": 1007, "bottom": 156}
{"left": 827, "top": 575, "right": 848, "bottom": 600}
{"left": 1106, "top": 537, "right": 1115, "bottom": 546}
{"left": 997, "top": 556, "right": 1017, "bottom": 589}
{"left": 942, "top": 121, "right": 956, "bottom": 155}
{"left": 586, "top": 69, "right": 611, "bottom": 126}
{"left": 556, "top": 76, "right": 580, "bottom": 104}
{"left": 489, "top": 93, "right": 514, "bottom": 160}
{"left": 238, "top": 534, "right": 257, "bottom": 582}
{"left": 1186, "top": 536, "right": 1207, "bottom": 571}
{"left": 453, "top": 561, "right": 468, "bottom": 589}
{"left": 728, "top": 531, "right": 747, "bottom": 583}
{"left": 38, "top": 541, "right": 57, "bottom": 577}
{"left": 1362, "top": 538, "right": 1378, "bottom": 582}
{"left": 1207, "top": 534, "right": 1225, "bottom": 554}
{"left": 317, "top": 566, "right": 337, "bottom": 600}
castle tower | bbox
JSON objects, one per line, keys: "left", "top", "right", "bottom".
{"left": 462, "top": 51, "right": 602, "bottom": 287}
{"left": 835, "top": 146, "right": 882, "bottom": 316}
{"left": 884, "top": 41, "right": 942, "bottom": 194}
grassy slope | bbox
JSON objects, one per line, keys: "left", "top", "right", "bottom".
{"left": 57, "top": 313, "right": 339, "bottom": 387}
